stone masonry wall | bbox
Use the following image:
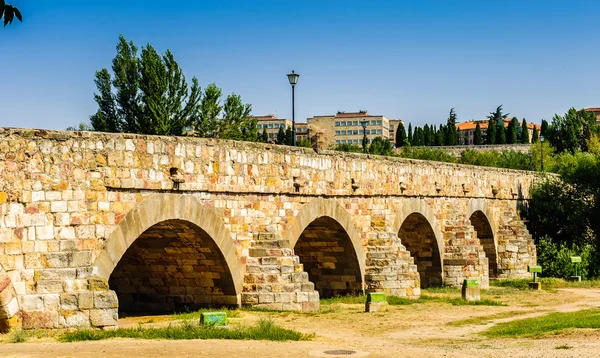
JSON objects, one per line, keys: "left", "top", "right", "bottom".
{"left": 0, "top": 128, "right": 538, "bottom": 331}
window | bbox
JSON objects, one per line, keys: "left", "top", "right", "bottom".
{"left": 336, "top": 140, "right": 340, "bottom": 144}
{"left": 390, "top": 124, "right": 394, "bottom": 130}
{"left": 365, "top": 130, "right": 370, "bottom": 135}
{"left": 335, "top": 131, "right": 340, "bottom": 136}
{"left": 353, "top": 139, "right": 359, "bottom": 144}
{"left": 335, "top": 121, "right": 340, "bottom": 126}
{"left": 268, "top": 124, "right": 273, "bottom": 128}
{"left": 353, "top": 130, "right": 358, "bottom": 135}
{"left": 371, "top": 120, "right": 377, "bottom": 126}
{"left": 340, "top": 121, "right": 346, "bottom": 126}
{"left": 353, "top": 121, "right": 358, "bottom": 126}
{"left": 377, "top": 129, "right": 382, "bottom": 135}
{"left": 360, "top": 130, "right": 365, "bottom": 135}
{"left": 342, "top": 140, "right": 347, "bottom": 144}
{"left": 377, "top": 120, "right": 382, "bottom": 125}
{"left": 341, "top": 130, "right": 347, "bottom": 135}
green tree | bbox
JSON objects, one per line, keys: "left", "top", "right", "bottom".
{"left": 496, "top": 122, "right": 506, "bottom": 144}
{"left": 220, "top": 93, "right": 255, "bottom": 141}
{"left": 395, "top": 122, "right": 407, "bottom": 148}
{"left": 485, "top": 119, "right": 496, "bottom": 145}
{"left": 284, "top": 127, "right": 293, "bottom": 145}
{"left": 507, "top": 117, "right": 519, "bottom": 144}
{"left": 474, "top": 123, "right": 483, "bottom": 145}
{"left": 1, "top": 1, "right": 21, "bottom": 27}
{"left": 532, "top": 126, "right": 539, "bottom": 143}
{"left": 541, "top": 119, "right": 549, "bottom": 136}
{"left": 91, "top": 35, "right": 201, "bottom": 136}
{"left": 195, "top": 83, "right": 222, "bottom": 137}
{"left": 423, "top": 124, "right": 431, "bottom": 146}
{"left": 276, "top": 127, "right": 285, "bottom": 144}
{"left": 369, "top": 137, "right": 393, "bottom": 156}
{"left": 66, "top": 122, "right": 93, "bottom": 131}
{"left": 435, "top": 126, "right": 444, "bottom": 146}
{"left": 407, "top": 123, "right": 413, "bottom": 145}
{"left": 445, "top": 108, "right": 458, "bottom": 145}
{"left": 546, "top": 108, "right": 598, "bottom": 153}
{"left": 297, "top": 138, "right": 312, "bottom": 148}
{"left": 261, "top": 128, "right": 269, "bottom": 142}
{"left": 521, "top": 119, "right": 530, "bottom": 144}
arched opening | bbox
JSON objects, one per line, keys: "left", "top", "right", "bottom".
{"left": 469, "top": 210, "right": 498, "bottom": 277}
{"left": 109, "top": 219, "right": 238, "bottom": 316}
{"left": 398, "top": 213, "right": 443, "bottom": 288}
{"left": 293, "top": 216, "right": 363, "bottom": 298}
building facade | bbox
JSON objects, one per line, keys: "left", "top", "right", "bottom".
{"left": 456, "top": 118, "right": 541, "bottom": 145}
{"left": 255, "top": 115, "right": 292, "bottom": 141}
{"left": 585, "top": 107, "right": 600, "bottom": 125}
{"left": 306, "top": 110, "right": 402, "bottom": 148}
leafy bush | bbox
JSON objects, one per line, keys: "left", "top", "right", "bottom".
{"left": 536, "top": 236, "right": 593, "bottom": 279}
{"left": 399, "top": 148, "right": 456, "bottom": 163}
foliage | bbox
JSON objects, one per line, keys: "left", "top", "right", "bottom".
{"left": 532, "top": 126, "right": 539, "bottom": 142}
{"left": 59, "top": 318, "right": 311, "bottom": 342}
{"left": 66, "top": 122, "right": 93, "bottom": 131}
{"left": 395, "top": 122, "right": 407, "bottom": 148}
{"left": 445, "top": 108, "right": 458, "bottom": 145}
{"left": 541, "top": 119, "right": 549, "bottom": 136}
{"left": 261, "top": 128, "right": 269, "bottom": 142}
{"left": 284, "top": 127, "right": 293, "bottom": 145}
{"left": 474, "top": 123, "right": 483, "bottom": 145}
{"left": 91, "top": 36, "right": 256, "bottom": 141}
{"left": 333, "top": 143, "right": 363, "bottom": 153}
{"left": 545, "top": 108, "right": 598, "bottom": 153}
{"left": 368, "top": 136, "right": 394, "bottom": 156}
{"left": 507, "top": 117, "right": 518, "bottom": 144}
{"left": 0, "top": 1, "right": 21, "bottom": 27}
{"left": 276, "top": 127, "right": 285, "bottom": 144}
{"left": 407, "top": 123, "right": 413, "bottom": 145}
{"left": 482, "top": 308, "right": 600, "bottom": 338}
{"left": 399, "top": 147, "right": 456, "bottom": 163}
{"left": 460, "top": 149, "right": 501, "bottom": 167}
{"left": 297, "top": 138, "right": 312, "bottom": 148}
{"left": 485, "top": 118, "right": 496, "bottom": 145}
{"left": 536, "top": 236, "right": 593, "bottom": 279}
{"left": 521, "top": 119, "right": 530, "bottom": 144}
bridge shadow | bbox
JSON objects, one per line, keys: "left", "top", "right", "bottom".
{"left": 398, "top": 213, "right": 443, "bottom": 288}
{"left": 469, "top": 211, "right": 497, "bottom": 278}
{"left": 294, "top": 216, "right": 363, "bottom": 298}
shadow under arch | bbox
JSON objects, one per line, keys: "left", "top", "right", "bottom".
{"left": 392, "top": 198, "right": 445, "bottom": 288}
{"left": 283, "top": 198, "right": 366, "bottom": 297}
{"left": 468, "top": 199, "right": 499, "bottom": 277}
{"left": 92, "top": 194, "right": 244, "bottom": 313}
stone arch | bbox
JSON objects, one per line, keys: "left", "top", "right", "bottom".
{"left": 468, "top": 199, "right": 499, "bottom": 277}
{"left": 92, "top": 194, "right": 244, "bottom": 312}
{"left": 0, "top": 268, "right": 20, "bottom": 333}
{"left": 283, "top": 198, "right": 366, "bottom": 297}
{"left": 393, "top": 198, "right": 445, "bottom": 288}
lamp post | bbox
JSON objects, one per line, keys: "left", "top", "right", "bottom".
{"left": 540, "top": 135, "right": 545, "bottom": 172}
{"left": 360, "top": 120, "right": 369, "bottom": 154}
{"left": 287, "top": 70, "right": 300, "bottom": 146}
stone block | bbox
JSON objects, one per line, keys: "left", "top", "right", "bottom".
{"left": 22, "top": 310, "right": 58, "bottom": 329}
{"left": 36, "top": 280, "right": 64, "bottom": 294}
{"left": 22, "top": 295, "right": 44, "bottom": 312}
{"left": 461, "top": 279, "right": 480, "bottom": 301}
{"left": 61, "top": 294, "right": 79, "bottom": 310}
{"left": 60, "top": 310, "right": 90, "bottom": 328}
{"left": 89, "top": 308, "right": 118, "bottom": 327}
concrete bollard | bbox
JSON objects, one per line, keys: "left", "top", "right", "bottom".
{"left": 461, "top": 279, "right": 480, "bottom": 301}
{"left": 365, "top": 292, "right": 388, "bottom": 313}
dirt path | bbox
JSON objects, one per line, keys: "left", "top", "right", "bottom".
{"left": 2, "top": 288, "right": 600, "bottom": 358}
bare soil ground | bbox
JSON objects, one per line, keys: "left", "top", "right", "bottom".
{"left": 2, "top": 288, "right": 600, "bottom": 358}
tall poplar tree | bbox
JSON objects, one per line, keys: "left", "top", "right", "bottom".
{"left": 507, "top": 117, "right": 519, "bottom": 144}
{"left": 407, "top": 123, "right": 413, "bottom": 145}
{"left": 532, "top": 126, "right": 539, "bottom": 143}
{"left": 486, "top": 118, "right": 496, "bottom": 145}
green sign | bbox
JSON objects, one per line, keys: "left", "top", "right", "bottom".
{"left": 527, "top": 265, "right": 542, "bottom": 273}
{"left": 571, "top": 256, "right": 582, "bottom": 263}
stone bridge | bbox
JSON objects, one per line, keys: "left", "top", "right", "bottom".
{"left": 0, "top": 128, "right": 537, "bottom": 331}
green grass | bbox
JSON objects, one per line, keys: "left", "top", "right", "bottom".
{"left": 482, "top": 308, "right": 600, "bottom": 338}
{"left": 6, "top": 329, "right": 50, "bottom": 343}
{"left": 171, "top": 307, "right": 241, "bottom": 321}
{"left": 387, "top": 295, "right": 505, "bottom": 306}
{"left": 320, "top": 295, "right": 366, "bottom": 305}
{"left": 447, "top": 311, "right": 533, "bottom": 327}
{"left": 59, "top": 318, "right": 312, "bottom": 342}
{"left": 490, "top": 278, "right": 600, "bottom": 290}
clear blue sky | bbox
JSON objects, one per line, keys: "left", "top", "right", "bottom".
{"left": 1, "top": 0, "right": 600, "bottom": 129}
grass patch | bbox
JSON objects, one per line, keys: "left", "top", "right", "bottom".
{"left": 8, "top": 330, "right": 28, "bottom": 343}
{"left": 59, "top": 318, "right": 312, "bottom": 342}
{"left": 320, "top": 295, "right": 365, "bottom": 305}
{"left": 555, "top": 345, "right": 573, "bottom": 349}
{"left": 490, "top": 278, "right": 600, "bottom": 290}
{"left": 483, "top": 308, "right": 600, "bottom": 338}
{"left": 387, "top": 295, "right": 505, "bottom": 306}
{"left": 171, "top": 307, "right": 240, "bottom": 321}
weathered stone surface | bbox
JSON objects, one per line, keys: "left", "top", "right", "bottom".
{"left": 0, "top": 128, "right": 536, "bottom": 330}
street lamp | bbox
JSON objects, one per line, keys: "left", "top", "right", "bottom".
{"left": 287, "top": 70, "right": 300, "bottom": 146}
{"left": 360, "top": 120, "right": 369, "bottom": 154}
{"left": 540, "top": 135, "right": 545, "bottom": 172}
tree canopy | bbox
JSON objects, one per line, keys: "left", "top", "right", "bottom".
{"left": 1, "top": 1, "right": 21, "bottom": 27}
{"left": 445, "top": 108, "right": 458, "bottom": 145}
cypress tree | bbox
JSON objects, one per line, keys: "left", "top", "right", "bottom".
{"left": 423, "top": 124, "right": 431, "bottom": 146}
{"left": 474, "top": 123, "right": 483, "bottom": 145}
{"left": 532, "top": 126, "right": 539, "bottom": 143}
{"left": 445, "top": 108, "right": 458, "bottom": 145}
{"left": 521, "top": 119, "right": 530, "bottom": 144}
{"left": 276, "top": 126, "right": 285, "bottom": 144}
{"left": 261, "top": 128, "right": 269, "bottom": 142}
{"left": 486, "top": 119, "right": 496, "bottom": 144}
{"left": 507, "top": 117, "right": 518, "bottom": 144}
{"left": 496, "top": 120, "right": 506, "bottom": 144}
{"left": 284, "top": 127, "right": 293, "bottom": 145}
{"left": 541, "top": 119, "right": 549, "bottom": 136}
{"left": 407, "top": 123, "right": 413, "bottom": 145}
{"left": 395, "top": 122, "right": 407, "bottom": 147}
